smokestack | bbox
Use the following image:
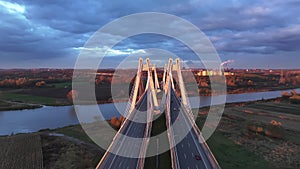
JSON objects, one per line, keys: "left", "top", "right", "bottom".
{"left": 220, "top": 60, "right": 234, "bottom": 75}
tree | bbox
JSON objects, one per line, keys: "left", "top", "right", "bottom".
{"left": 67, "top": 90, "right": 78, "bottom": 103}
{"left": 35, "top": 81, "right": 46, "bottom": 87}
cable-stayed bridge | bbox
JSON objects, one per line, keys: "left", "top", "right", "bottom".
{"left": 96, "top": 58, "right": 220, "bottom": 169}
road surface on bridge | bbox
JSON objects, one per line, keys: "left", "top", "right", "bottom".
{"left": 97, "top": 93, "right": 149, "bottom": 169}
{"left": 169, "top": 90, "right": 214, "bottom": 169}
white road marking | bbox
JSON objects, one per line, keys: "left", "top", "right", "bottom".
{"left": 184, "top": 153, "right": 187, "bottom": 159}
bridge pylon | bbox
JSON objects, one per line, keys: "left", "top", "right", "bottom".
{"left": 129, "top": 58, "right": 144, "bottom": 113}
{"left": 145, "top": 58, "right": 160, "bottom": 113}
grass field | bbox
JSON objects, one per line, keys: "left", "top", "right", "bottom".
{"left": 207, "top": 132, "right": 271, "bottom": 169}
{"left": 285, "top": 132, "right": 300, "bottom": 145}
{"left": 192, "top": 99, "right": 300, "bottom": 168}
{"left": 193, "top": 108, "right": 271, "bottom": 169}
{"left": 0, "top": 91, "right": 69, "bottom": 106}
{"left": 246, "top": 102, "right": 300, "bottom": 115}
{"left": 50, "top": 125, "right": 94, "bottom": 144}
{"left": 50, "top": 82, "right": 71, "bottom": 88}
{"left": 41, "top": 134, "right": 102, "bottom": 169}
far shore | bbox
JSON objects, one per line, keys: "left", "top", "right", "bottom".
{"left": 1, "top": 86, "right": 299, "bottom": 112}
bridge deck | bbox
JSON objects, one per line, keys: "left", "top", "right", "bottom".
{"left": 170, "top": 90, "right": 214, "bottom": 169}
{"left": 97, "top": 94, "right": 148, "bottom": 169}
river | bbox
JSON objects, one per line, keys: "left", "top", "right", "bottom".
{"left": 0, "top": 88, "right": 299, "bottom": 135}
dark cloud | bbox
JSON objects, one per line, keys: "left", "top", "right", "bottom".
{"left": 213, "top": 25, "right": 300, "bottom": 54}
{"left": 0, "top": 0, "right": 299, "bottom": 68}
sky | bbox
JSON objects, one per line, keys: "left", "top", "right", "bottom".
{"left": 0, "top": 0, "right": 300, "bottom": 69}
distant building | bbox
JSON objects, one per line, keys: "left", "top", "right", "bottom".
{"left": 196, "top": 70, "right": 235, "bottom": 76}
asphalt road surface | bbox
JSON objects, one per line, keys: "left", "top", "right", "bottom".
{"left": 97, "top": 94, "right": 149, "bottom": 169}
{"left": 169, "top": 90, "right": 214, "bottom": 169}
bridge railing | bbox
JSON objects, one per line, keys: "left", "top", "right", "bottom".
{"left": 122, "top": 77, "right": 137, "bottom": 124}
{"left": 178, "top": 94, "right": 221, "bottom": 169}
{"left": 96, "top": 102, "right": 135, "bottom": 169}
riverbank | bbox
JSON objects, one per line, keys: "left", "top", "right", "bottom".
{"left": 0, "top": 100, "right": 42, "bottom": 111}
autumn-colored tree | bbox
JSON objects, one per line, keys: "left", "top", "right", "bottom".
{"left": 119, "top": 116, "right": 124, "bottom": 122}
{"left": 16, "top": 78, "right": 28, "bottom": 87}
{"left": 35, "top": 81, "right": 46, "bottom": 87}
{"left": 0, "top": 79, "right": 16, "bottom": 87}
{"left": 270, "top": 120, "right": 282, "bottom": 126}
{"left": 115, "top": 120, "right": 121, "bottom": 128}
{"left": 109, "top": 116, "right": 124, "bottom": 128}
{"left": 110, "top": 116, "right": 118, "bottom": 127}
{"left": 66, "top": 90, "right": 78, "bottom": 103}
